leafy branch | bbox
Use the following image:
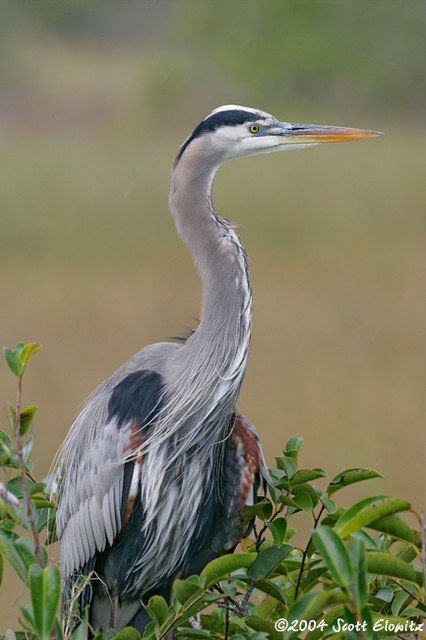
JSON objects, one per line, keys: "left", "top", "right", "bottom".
{"left": 1, "top": 342, "right": 61, "bottom": 640}
{"left": 1, "top": 342, "right": 425, "bottom": 640}
{"left": 4, "top": 343, "right": 44, "bottom": 568}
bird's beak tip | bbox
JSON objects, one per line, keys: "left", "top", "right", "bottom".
{"left": 340, "top": 128, "right": 384, "bottom": 141}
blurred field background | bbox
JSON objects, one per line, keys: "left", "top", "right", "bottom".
{"left": 1, "top": 0, "right": 425, "bottom": 628}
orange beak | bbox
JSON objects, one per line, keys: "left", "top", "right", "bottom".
{"left": 269, "top": 122, "right": 383, "bottom": 145}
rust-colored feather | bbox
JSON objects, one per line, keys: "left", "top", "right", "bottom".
{"left": 231, "top": 414, "right": 262, "bottom": 508}
{"left": 120, "top": 421, "right": 144, "bottom": 534}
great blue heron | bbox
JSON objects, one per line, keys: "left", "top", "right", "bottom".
{"left": 55, "top": 105, "right": 380, "bottom": 632}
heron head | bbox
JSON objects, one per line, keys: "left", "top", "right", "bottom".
{"left": 174, "top": 104, "right": 382, "bottom": 171}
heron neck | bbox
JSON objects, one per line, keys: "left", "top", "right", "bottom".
{"left": 169, "top": 161, "right": 252, "bottom": 376}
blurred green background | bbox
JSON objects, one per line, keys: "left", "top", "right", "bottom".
{"left": 1, "top": 0, "right": 425, "bottom": 628}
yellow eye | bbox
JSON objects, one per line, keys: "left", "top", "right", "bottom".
{"left": 249, "top": 124, "right": 260, "bottom": 134}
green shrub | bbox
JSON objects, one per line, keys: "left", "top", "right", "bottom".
{"left": 1, "top": 343, "right": 425, "bottom": 639}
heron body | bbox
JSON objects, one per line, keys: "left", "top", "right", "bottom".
{"left": 56, "top": 105, "right": 379, "bottom": 631}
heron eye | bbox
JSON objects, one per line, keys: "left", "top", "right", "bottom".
{"left": 249, "top": 124, "right": 260, "bottom": 134}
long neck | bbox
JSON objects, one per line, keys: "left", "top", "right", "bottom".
{"left": 169, "top": 151, "right": 252, "bottom": 384}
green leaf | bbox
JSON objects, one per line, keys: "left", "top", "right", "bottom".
{"left": 170, "top": 593, "right": 224, "bottom": 628}
{"left": 360, "top": 606, "right": 380, "bottom": 640}
{"left": 19, "top": 604, "right": 35, "bottom": 630}
{"left": 267, "top": 485, "right": 282, "bottom": 504}
{"left": 292, "top": 483, "right": 319, "bottom": 506}
{"left": 267, "top": 518, "right": 287, "bottom": 546}
{"left": 286, "top": 589, "right": 348, "bottom": 624}
{"left": 367, "top": 514, "right": 415, "bottom": 544}
{"left": 3, "top": 345, "right": 22, "bottom": 377}
{"left": 255, "top": 593, "right": 286, "bottom": 624}
{"left": 299, "top": 566, "right": 329, "bottom": 592}
{"left": 317, "top": 494, "right": 337, "bottom": 513}
{"left": 200, "top": 553, "right": 255, "bottom": 587}
{"left": 19, "top": 406, "right": 38, "bottom": 436}
{"left": 173, "top": 577, "right": 203, "bottom": 605}
{"left": 366, "top": 551, "right": 419, "bottom": 584}
{"left": 244, "top": 615, "right": 283, "bottom": 640}
{"left": 175, "top": 630, "right": 213, "bottom": 639}
{"left": 196, "top": 615, "right": 224, "bottom": 633}
{"left": 351, "top": 529, "right": 379, "bottom": 550}
{"left": 375, "top": 586, "right": 394, "bottom": 602}
{"left": 242, "top": 499, "right": 273, "bottom": 522}
{"left": 145, "top": 595, "right": 169, "bottom": 626}
{"left": 292, "top": 491, "right": 313, "bottom": 512}
{"left": 14, "top": 539, "right": 39, "bottom": 569}
{"left": 285, "top": 437, "right": 304, "bottom": 456}
{"left": 348, "top": 537, "right": 367, "bottom": 613}
{"left": 321, "top": 507, "right": 344, "bottom": 526}
{"left": 278, "top": 494, "right": 299, "bottom": 509}
{"left": 0, "top": 529, "right": 28, "bottom": 584}
{"left": 397, "top": 544, "right": 418, "bottom": 563}
{"left": 312, "top": 527, "right": 354, "bottom": 587}
{"left": 30, "top": 564, "right": 60, "bottom": 640}
{"left": 334, "top": 496, "right": 411, "bottom": 538}
{"left": 327, "top": 468, "right": 383, "bottom": 495}
{"left": 0, "top": 429, "right": 13, "bottom": 449}
{"left": 285, "top": 526, "right": 297, "bottom": 541}
{"left": 292, "top": 468, "right": 327, "bottom": 484}
{"left": 31, "top": 496, "right": 56, "bottom": 509}
{"left": 276, "top": 455, "right": 296, "bottom": 479}
{"left": 69, "top": 617, "right": 90, "bottom": 640}
{"left": 22, "top": 436, "right": 34, "bottom": 465}
{"left": 246, "top": 544, "right": 292, "bottom": 580}
{"left": 113, "top": 628, "right": 142, "bottom": 640}
{"left": 29, "top": 482, "right": 46, "bottom": 496}
{"left": 390, "top": 590, "right": 410, "bottom": 616}
{"left": 303, "top": 604, "right": 348, "bottom": 640}
{"left": 19, "top": 343, "right": 42, "bottom": 372}
{"left": 404, "top": 606, "right": 426, "bottom": 616}
{"left": 251, "top": 578, "right": 286, "bottom": 604}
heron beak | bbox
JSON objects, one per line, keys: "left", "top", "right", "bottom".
{"left": 270, "top": 122, "right": 383, "bottom": 145}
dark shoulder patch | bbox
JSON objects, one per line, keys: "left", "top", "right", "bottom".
{"left": 174, "top": 108, "right": 260, "bottom": 166}
{"left": 108, "top": 370, "right": 164, "bottom": 429}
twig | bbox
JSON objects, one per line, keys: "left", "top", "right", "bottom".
{"left": 214, "top": 584, "right": 247, "bottom": 616}
{"left": 224, "top": 601, "right": 230, "bottom": 639}
{"left": 14, "top": 373, "right": 44, "bottom": 567}
{"left": 219, "top": 601, "right": 243, "bottom": 617}
{"left": 241, "top": 581, "right": 256, "bottom": 609}
{"left": 391, "top": 579, "right": 424, "bottom": 609}
{"left": 294, "top": 504, "right": 325, "bottom": 599}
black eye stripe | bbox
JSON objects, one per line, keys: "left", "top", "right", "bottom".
{"left": 200, "top": 109, "right": 260, "bottom": 132}
{"left": 175, "top": 109, "right": 262, "bottom": 165}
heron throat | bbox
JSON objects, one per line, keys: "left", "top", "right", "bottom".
{"left": 169, "top": 152, "right": 253, "bottom": 431}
